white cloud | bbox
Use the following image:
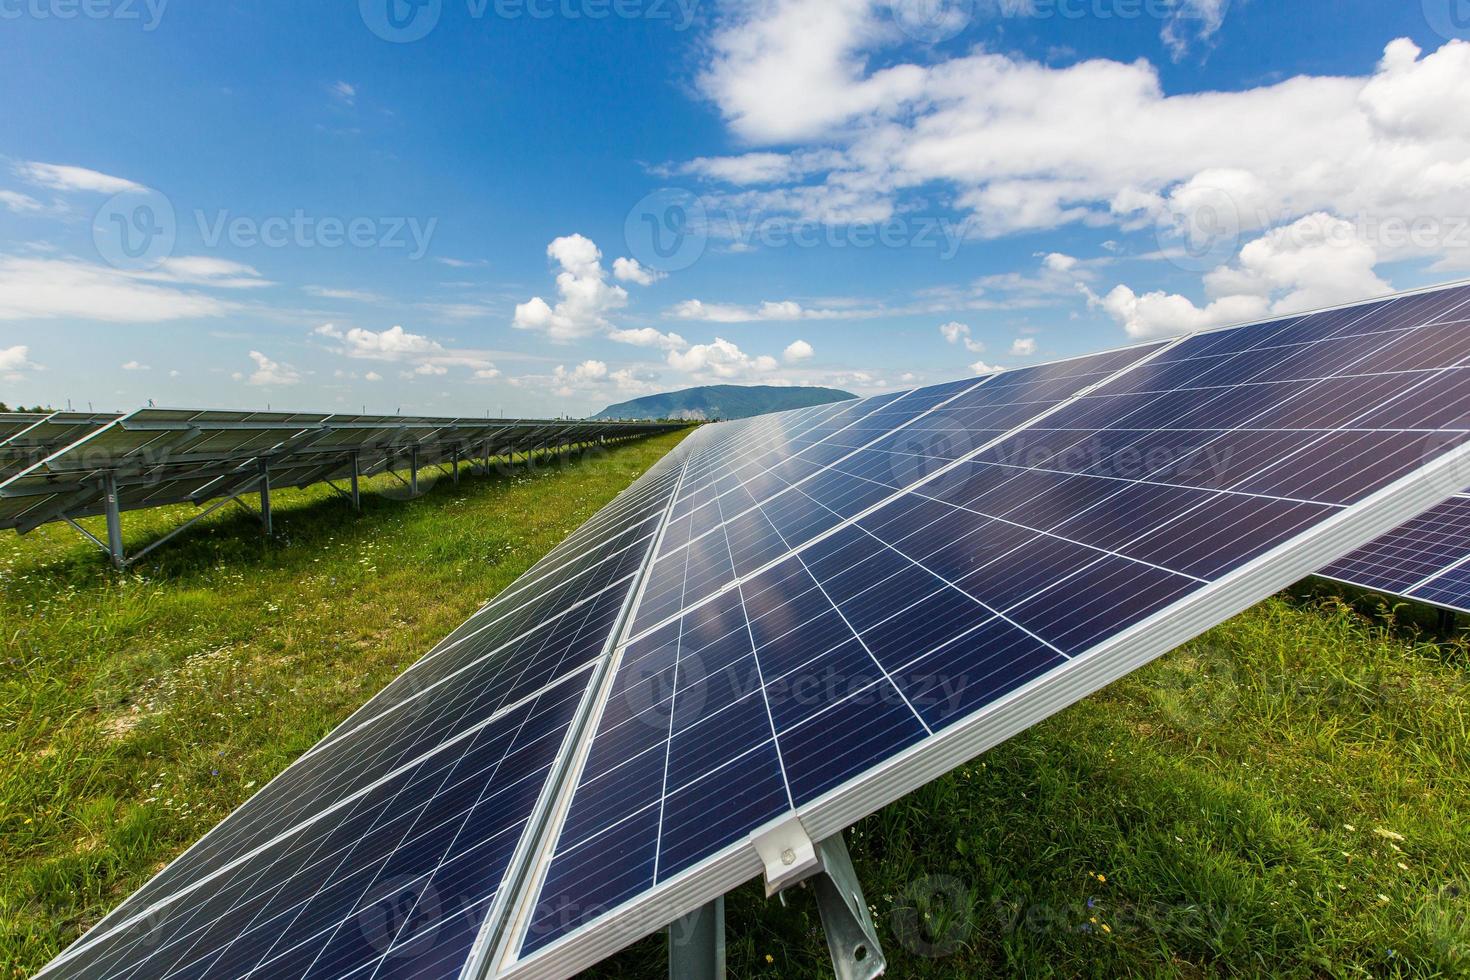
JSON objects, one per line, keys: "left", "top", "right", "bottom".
{"left": 550, "top": 360, "right": 610, "bottom": 395}
{"left": 313, "top": 322, "right": 499, "bottom": 376}
{"left": 939, "top": 320, "right": 988, "bottom": 354}
{"left": 606, "top": 327, "right": 688, "bottom": 351}
{"left": 305, "top": 285, "right": 385, "bottom": 302}
{"left": 970, "top": 359, "right": 1004, "bottom": 375}
{"left": 667, "top": 337, "right": 780, "bottom": 380}
{"left": 784, "top": 339, "right": 814, "bottom": 363}
{"left": 513, "top": 234, "right": 629, "bottom": 342}
{"left": 1010, "top": 337, "right": 1037, "bottom": 356}
{"left": 1095, "top": 213, "right": 1392, "bottom": 339}
{"left": 435, "top": 257, "right": 488, "bottom": 269}
{"left": 669, "top": 298, "right": 876, "bottom": 322}
{"left": 121, "top": 360, "right": 151, "bottom": 371}
{"left": 364, "top": 371, "right": 383, "bottom": 382}
{"left": 611, "top": 257, "right": 665, "bottom": 286}
{"left": 0, "top": 345, "right": 40, "bottom": 381}
{"left": 1042, "top": 253, "right": 1079, "bottom": 274}
{"left": 1161, "top": 0, "right": 1230, "bottom": 62}
{"left": 0, "top": 190, "right": 43, "bottom": 213}
{"left": 169, "top": 369, "right": 181, "bottom": 378}
{"left": 244, "top": 351, "right": 301, "bottom": 386}
{"left": 330, "top": 81, "right": 357, "bottom": 105}
{"left": 15, "top": 161, "right": 145, "bottom": 194}
{"left": 0, "top": 256, "right": 234, "bottom": 322}
{"left": 151, "top": 256, "right": 272, "bottom": 289}
{"left": 687, "top": 7, "right": 1470, "bottom": 276}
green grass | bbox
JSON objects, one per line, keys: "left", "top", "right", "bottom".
{"left": 4, "top": 431, "right": 1469, "bottom": 978}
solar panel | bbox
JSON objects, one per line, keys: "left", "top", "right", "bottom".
{"left": 1319, "top": 489, "right": 1470, "bottom": 614}
{"left": 0, "top": 411, "right": 121, "bottom": 480}
{"left": 38, "top": 281, "right": 1470, "bottom": 980}
{"left": 0, "top": 410, "right": 678, "bottom": 535}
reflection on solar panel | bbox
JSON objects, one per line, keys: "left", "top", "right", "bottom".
{"left": 0, "top": 409, "right": 682, "bottom": 568}
{"left": 1319, "top": 489, "right": 1470, "bottom": 615}
{"left": 39, "top": 282, "right": 1470, "bottom": 980}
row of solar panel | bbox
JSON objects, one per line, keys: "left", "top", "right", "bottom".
{"left": 37, "top": 281, "right": 1470, "bottom": 980}
{"left": 0, "top": 409, "right": 684, "bottom": 534}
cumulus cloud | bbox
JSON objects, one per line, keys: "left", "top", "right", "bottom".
{"left": 612, "top": 257, "right": 665, "bottom": 285}
{"left": 1010, "top": 337, "right": 1037, "bottom": 356}
{"left": 313, "top": 322, "right": 499, "bottom": 376}
{"left": 14, "top": 161, "right": 146, "bottom": 194}
{"left": 0, "top": 345, "right": 40, "bottom": 381}
{"left": 513, "top": 234, "right": 631, "bottom": 342}
{"left": 606, "top": 327, "right": 688, "bottom": 351}
{"left": 241, "top": 351, "right": 301, "bottom": 386}
{"left": 784, "top": 339, "right": 814, "bottom": 363}
{"left": 939, "top": 321, "right": 985, "bottom": 354}
{"left": 686, "top": 5, "right": 1470, "bottom": 277}
{"left": 1094, "top": 213, "right": 1392, "bottom": 339}
{"left": 970, "top": 359, "right": 1004, "bottom": 375}
{"left": 667, "top": 337, "right": 780, "bottom": 380}
{"left": 121, "top": 360, "right": 151, "bottom": 371}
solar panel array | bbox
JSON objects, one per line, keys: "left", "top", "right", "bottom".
{"left": 0, "top": 409, "right": 681, "bottom": 534}
{"left": 1319, "top": 488, "right": 1470, "bottom": 614}
{"left": 40, "top": 282, "right": 1470, "bottom": 980}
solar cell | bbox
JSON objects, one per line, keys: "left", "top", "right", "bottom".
{"left": 40, "top": 281, "right": 1470, "bottom": 980}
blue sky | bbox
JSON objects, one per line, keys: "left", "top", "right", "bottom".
{"left": 0, "top": 0, "right": 1467, "bottom": 416}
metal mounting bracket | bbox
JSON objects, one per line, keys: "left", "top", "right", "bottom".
{"left": 750, "top": 818, "right": 886, "bottom": 980}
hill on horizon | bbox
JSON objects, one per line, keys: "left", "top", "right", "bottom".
{"left": 591, "top": 384, "right": 856, "bottom": 421}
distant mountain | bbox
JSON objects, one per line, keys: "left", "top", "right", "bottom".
{"left": 592, "top": 384, "right": 857, "bottom": 421}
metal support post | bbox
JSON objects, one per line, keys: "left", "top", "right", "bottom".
{"left": 452, "top": 447, "right": 461, "bottom": 485}
{"left": 258, "top": 461, "right": 273, "bottom": 536}
{"left": 103, "top": 473, "right": 125, "bottom": 570}
{"left": 1438, "top": 608, "right": 1458, "bottom": 634}
{"left": 410, "top": 447, "right": 419, "bottom": 497}
{"left": 350, "top": 453, "right": 361, "bottom": 511}
{"left": 668, "top": 895, "right": 725, "bottom": 980}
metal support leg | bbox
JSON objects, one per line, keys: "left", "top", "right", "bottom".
{"left": 1438, "top": 609, "right": 1458, "bottom": 634}
{"left": 410, "top": 447, "right": 419, "bottom": 497}
{"left": 452, "top": 448, "right": 461, "bottom": 485}
{"left": 258, "top": 462, "right": 273, "bottom": 536}
{"left": 103, "top": 474, "right": 125, "bottom": 570}
{"left": 810, "top": 836, "right": 886, "bottom": 980}
{"left": 350, "top": 453, "right": 361, "bottom": 511}
{"left": 668, "top": 895, "right": 725, "bottom": 980}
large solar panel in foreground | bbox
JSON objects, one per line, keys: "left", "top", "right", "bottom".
{"left": 40, "top": 282, "right": 1470, "bottom": 980}
{"left": 1320, "top": 489, "right": 1470, "bottom": 614}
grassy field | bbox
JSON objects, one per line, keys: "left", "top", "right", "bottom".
{"left": 2, "top": 429, "right": 1468, "bottom": 978}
